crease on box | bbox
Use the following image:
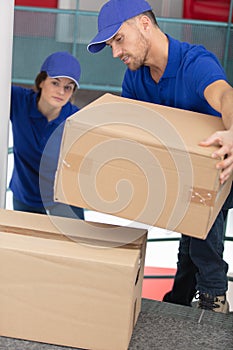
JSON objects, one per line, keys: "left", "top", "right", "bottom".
{"left": 55, "top": 149, "right": 230, "bottom": 238}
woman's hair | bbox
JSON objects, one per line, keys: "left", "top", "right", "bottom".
{"left": 34, "top": 71, "right": 48, "bottom": 92}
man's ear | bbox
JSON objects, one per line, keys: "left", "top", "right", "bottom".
{"left": 140, "top": 15, "right": 151, "bottom": 31}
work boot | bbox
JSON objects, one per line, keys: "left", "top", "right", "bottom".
{"left": 198, "top": 293, "right": 229, "bottom": 314}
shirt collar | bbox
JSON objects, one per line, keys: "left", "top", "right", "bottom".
{"left": 29, "top": 91, "right": 66, "bottom": 125}
{"left": 162, "top": 34, "right": 181, "bottom": 79}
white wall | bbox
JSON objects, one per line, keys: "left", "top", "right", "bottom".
{"left": 0, "top": 0, "right": 14, "bottom": 208}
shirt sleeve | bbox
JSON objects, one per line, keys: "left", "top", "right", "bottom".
{"left": 10, "top": 85, "right": 25, "bottom": 122}
{"left": 184, "top": 47, "right": 227, "bottom": 100}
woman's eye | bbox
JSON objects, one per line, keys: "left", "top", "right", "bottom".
{"left": 64, "top": 86, "right": 73, "bottom": 92}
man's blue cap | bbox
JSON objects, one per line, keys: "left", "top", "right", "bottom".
{"left": 40, "top": 51, "right": 81, "bottom": 88}
{"left": 87, "top": 0, "right": 152, "bottom": 53}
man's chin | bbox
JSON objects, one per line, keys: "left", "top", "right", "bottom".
{"left": 129, "top": 66, "right": 141, "bottom": 71}
{"left": 127, "top": 62, "right": 141, "bottom": 71}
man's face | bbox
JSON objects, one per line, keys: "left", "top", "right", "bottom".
{"left": 106, "top": 19, "right": 149, "bottom": 71}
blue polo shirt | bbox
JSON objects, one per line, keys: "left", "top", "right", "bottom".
{"left": 10, "top": 85, "right": 79, "bottom": 207}
{"left": 122, "top": 34, "right": 227, "bottom": 116}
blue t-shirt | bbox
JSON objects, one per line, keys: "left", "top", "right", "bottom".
{"left": 10, "top": 85, "right": 79, "bottom": 207}
{"left": 122, "top": 35, "right": 227, "bottom": 116}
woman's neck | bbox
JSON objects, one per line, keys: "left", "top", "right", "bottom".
{"left": 37, "top": 99, "right": 61, "bottom": 122}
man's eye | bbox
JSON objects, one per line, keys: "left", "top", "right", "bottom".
{"left": 52, "top": 81, "right": 59, "bottom": 86}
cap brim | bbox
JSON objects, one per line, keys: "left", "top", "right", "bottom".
{"left": 48, "top": 75, "right": 80, "bottom": 89}
{"left": 87, "top": 23, "right": 122, "bottom": 53}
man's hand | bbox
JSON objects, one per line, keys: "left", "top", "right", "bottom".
{"left": 199, "top": 129, "right": 233, "bottom": 184}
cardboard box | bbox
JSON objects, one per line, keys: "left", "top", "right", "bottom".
{"left": 0, "top": 209, "right": 147, "bottom": 350}
{"left": 54, "top": 93, "right": 232, "bottom": 239}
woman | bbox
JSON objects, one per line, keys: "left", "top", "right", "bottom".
{"left": 10, "top": 51, "right": 84, "bottom": 219}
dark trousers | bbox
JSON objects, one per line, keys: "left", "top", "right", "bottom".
{"left": 13, "top": 196, "right": 85, "bottom": 220}
{"left": 163, "top": 182, "right": 233, "bottom": 306}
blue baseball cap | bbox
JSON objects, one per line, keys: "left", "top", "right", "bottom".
{"left": 40, "top": 51, "right": 81, "bottom": 88}
{"left": 87, "top": 0, "right": 152, "bottom": 53}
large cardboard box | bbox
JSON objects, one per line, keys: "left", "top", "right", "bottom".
{"left": 54, "top": 93, "right": 232, "bottom": 239}
{"left": 0, "top": 209, "right": 147, "bottom": 350}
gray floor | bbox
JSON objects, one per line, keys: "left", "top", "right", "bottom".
{"left": 73, "top": 88, "right": 120, "bottom": 109}
{"left": 1, "top": 299, "right": 232, "bottom": 350}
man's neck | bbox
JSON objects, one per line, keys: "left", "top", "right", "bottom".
{"left": 147, "top": 30, "right": 169, "bottom": 83}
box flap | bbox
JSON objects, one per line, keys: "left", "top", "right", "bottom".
{"left": 0, "top": 209, "right": 147, "bottom": 249}
{"left": 66, "top": 93, "right": 224, "bottom": 157}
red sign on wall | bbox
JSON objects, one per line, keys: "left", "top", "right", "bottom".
{"left": 15, "top": 0, "right": 58, "bottom": 8}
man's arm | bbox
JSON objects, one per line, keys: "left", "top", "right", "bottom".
{"left": 200, "top": 79, "right": 233, "bottom": 184}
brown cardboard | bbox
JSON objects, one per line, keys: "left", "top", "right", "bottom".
{"left": 0, "top": 209, "right": 147, "bottom": 350}
{"left": 54, "top": 93, "right": 232, "bottom": 239}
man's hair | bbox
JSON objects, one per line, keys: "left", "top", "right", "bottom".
{"left": 141, "top": 10, "right": 159, "bottom": 27}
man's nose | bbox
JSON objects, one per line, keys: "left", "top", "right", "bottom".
{"left": 112, "top": 45, "right": 122, "bottom": 58}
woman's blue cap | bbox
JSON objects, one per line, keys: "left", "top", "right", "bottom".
{"left": 40, "top": 51, "right": 81, "bottom": 88}
{"left": 87, "top": 0, "right": 152, "bottom": 53}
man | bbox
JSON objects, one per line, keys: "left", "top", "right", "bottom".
{"left": 87, "top": 0, "right": 233, "bottom": 313}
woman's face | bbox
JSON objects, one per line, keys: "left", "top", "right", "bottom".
{"left": 39, "top": 77, "right": 76, "bottom": 108}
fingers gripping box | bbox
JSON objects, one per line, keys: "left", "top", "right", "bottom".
{"left": 0, "top": 209, "right": 147, "bottom": 350}
{"left": 54, "top": 93, "right": 232, "bottom": 239}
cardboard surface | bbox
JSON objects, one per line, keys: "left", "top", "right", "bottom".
{"left": 54, "top": 93, "right": 232, "bottom": 239}
{"left": 0, "top": 209, "right": 147, "bottom": 350}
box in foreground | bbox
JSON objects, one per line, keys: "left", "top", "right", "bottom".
{"left": 0, "top": 209, "right": 147, "bottom": 350}
{"left": 54, "top": 93, "right": 232, "bottom": 239}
